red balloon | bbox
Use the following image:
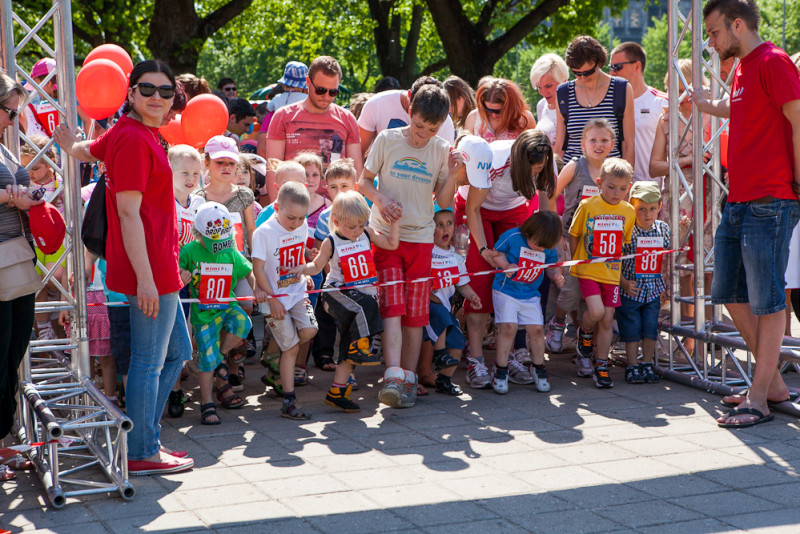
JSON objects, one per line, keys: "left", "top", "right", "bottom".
{"left": 159, "top": 114, "right": 185, "bottom": 146}
{"left": 181, "top": 94, "right": 229, "bottom": 148}
{"left": 84, "top": 44, "right": 134, "bottom": 76}
{"left": 76, "top": 59, "right": 127, "bottom": 120}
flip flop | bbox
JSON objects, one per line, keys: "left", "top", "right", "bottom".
{"left": 720, "top": 389, "right": 798, "bottom": 408}
{"left": 718, "top": 407, "right": 774, "bottom": 429}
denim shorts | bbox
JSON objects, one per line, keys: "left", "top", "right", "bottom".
{"left": 423, "top": 301, "right": 466, "bottom": 350}
{"left": 711, "top": 199, "right": 800, "bottom": 315}
{"left": 616, "top": 295, "right": 660, "bottom": 342}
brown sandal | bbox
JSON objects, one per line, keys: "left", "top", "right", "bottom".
{"left": 216, "top": 384, "right": 244, "bottom": 409}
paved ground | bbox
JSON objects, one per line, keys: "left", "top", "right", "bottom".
{"left": 3, "top": 337, "right": 800, "bottom": 533}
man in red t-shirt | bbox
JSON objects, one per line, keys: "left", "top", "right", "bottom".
{"left": 263, "top": 56, "right": 362, "bottom": 202}
{"left": 694, "top": 0, "right": 800, "bottom": 428}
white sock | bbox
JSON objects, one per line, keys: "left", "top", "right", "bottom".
{"left": 384, "top": 366, "right": 404, "bottom": 380}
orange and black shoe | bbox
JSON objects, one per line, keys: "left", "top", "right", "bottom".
{"left": 593, "top": 361, "right": 614, "bottom": 388}
{"left": 324, "top": 384, "right": 360, "bottom": 412}
{"left": 345, "top": 337, "right": 381, "bottom": 366}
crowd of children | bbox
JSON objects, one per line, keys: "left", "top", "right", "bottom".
{"left": 24, "top": 70, "right": 679, "bottom": 431}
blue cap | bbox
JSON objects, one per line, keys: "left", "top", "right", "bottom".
{"left": 278, "top": 61, "right": 308, "bottom": 89}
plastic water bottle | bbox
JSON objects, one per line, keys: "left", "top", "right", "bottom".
{"left": 454, "top": 216, "right": 470, "bottom": 259}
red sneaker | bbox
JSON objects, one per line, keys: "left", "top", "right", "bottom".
{"left": 128, "top": 455, "right": 193, "bottom": 476}
{"left": 160, "top": 447, "right": 189, "bottom": 459}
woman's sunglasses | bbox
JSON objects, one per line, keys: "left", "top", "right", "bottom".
{"left": 482, "top": 102, "right": 502, "bottom": 115}
{"left": 133, "top": 82, "right": 176, "bottom": 99}
{"left": 571, "top": 65, "right": 598, "bottom": 77}
{"left": 0, "top": 103, "right": 19, "bottom": 121}
{"left": 308, "top": 78, "right": 340, "bottom": 97}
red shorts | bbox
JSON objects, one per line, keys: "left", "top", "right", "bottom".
{"left": 464, "top": 202, "right": 530, "bottom": 314}
{"left": 578, "top": 278, "right": 621, "bottom": 308}
{"left": 374, "top": 241, "right": 434, "bottom": 327}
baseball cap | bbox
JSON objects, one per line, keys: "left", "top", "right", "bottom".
{"left": 194, "top": 202, "right": 236, "bottom": 254}
{"left": 458, "top": 135, "right": 493, "bottom": 189}
{"left": 31, "top": 58, "right": 56, "bottom": 79}
{"left": 629, "top": 181, "right": 662, "bottom": 203}
{"left": 28, "top": 202, "right": 66, "bottom": 255}
{"left": 204, "top": 135, "right": 239, "bottom": 162}
{"left": 278, "top": 61, "right": 308, "bottom": 90}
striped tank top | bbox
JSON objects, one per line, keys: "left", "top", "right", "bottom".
{"left": 562, "top": 80, "right": 622, "bottom": 162}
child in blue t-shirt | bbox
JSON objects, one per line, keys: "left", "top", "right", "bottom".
{"left": 489, "top": 211, "right": 564, "bottom": 395}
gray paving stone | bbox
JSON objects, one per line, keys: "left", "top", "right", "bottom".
{"left": 508, "top": 508, "right": 625, "bottom": 533}
{"left": 105, "top": 511, "right": 207, "bottom": 533}
{"left": 425, "top": 517, "right": 531, "bottom": 534}
{"left": 669, "top": 489, "right": 781, "bottom": 517}
{"left": 723, "top": 508, "right": 800, "bottom": 532}
{"left": 637, "top": 518, "right": 743, "bottom": 534}
{"left": 392, "top": 499, "right": 498, "bottom": 527}
{"left": 306, "top": 509, "right": 408, "bottom": 534}
{"left": 595, "top": 501, "right": 704, "bottom": 528}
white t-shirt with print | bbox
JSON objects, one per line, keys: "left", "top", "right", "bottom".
{"left": 251, "top": 214, "right": 309, "bottom": 309}
{"left": 358, "top": 90, "right": 456, "bottom": 146}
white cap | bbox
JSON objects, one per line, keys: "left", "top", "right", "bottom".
{"left": 204, "top": 135, "right": 239, "bottom": 162}
{"left": 193, "top": 202, "right": 235, "bottom": 254}
{"left": 458, "top": 135, "right": 493, "bottom": 189}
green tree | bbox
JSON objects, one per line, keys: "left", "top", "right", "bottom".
{"left": 760, "top": 0, "right": 800, "bottom": 56}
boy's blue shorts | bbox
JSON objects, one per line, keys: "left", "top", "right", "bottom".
{"left": 423, "top": 301, "right": 465, "bottom": 351}
{"left": 616, "top": 295, "right": 660, "bottom": 343}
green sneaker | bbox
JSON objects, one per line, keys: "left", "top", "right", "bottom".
{"left": 260, "top": 371, "right": 284, "bottom": 397}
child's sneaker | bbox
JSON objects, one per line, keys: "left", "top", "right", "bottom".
{"left": 345, "top": 337, "right": 381, "bottom": 366}
{"left": 533, "top": 366, "right": 551, "bottom": 392}
{"left": 492, "top": 366, "right": 509, "bottom": 395}
{"left": 260, "top": 351, "right": 280, "bottom": 374}
{"left": 576, "top": 327, "right": 594, "bottom": 359}
{"left": 508, "top": 351, "right": 534, "bottom": 384}
{"left": 512, "top": 347, "right": 532, "bottom": 365}
{"left": 466, "top": 356, "right": 492, "bottom": 389}
{"left": 435, "top": 375, "right": 463, "bottom": 396}
{"left": 398, "top": 375, "right": 418, "bottom": 408}
{"left": 545, "top": 317, "right": 566, "bottom": 353}
{"left": 593, "top": 363, "right": 614, "bottom": 388}
{"left": 294, "top": 366, "right": 309, "bottom": 386}
{"left": 640, "top": 362, "right": 660, "bottom": 383}
{"left": 432, "top": 350, "right": 459, "bottom": 372}
{"left": 576, "top": 356, "right": 594, "bottom": 378}
{"left": 378, "top": 369, "right": 404, "bottom": 407}
{"left": 324, "top": 385, "right": 360, "bottom": 412}
{"left": 281, "top": 398, "right": 311, "bottom": 420}
{"left": 625, "top": 365, "right": 645, "bottom": 384}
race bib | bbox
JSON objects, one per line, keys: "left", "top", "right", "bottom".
{"left": 176, "top": 206, "right": 195, "bottom": 247}
{"left": 580, "top": 185, "right": 600, "bottom": 201}
{"left": 278, "top": 233, "right": 304, "bottom": 287}
{"left": 513, "top": 248, "right": 546, "bottom": 282}
{"left": 338, "top": 240, "right": 377, "bottom": 287}
{"left": 229, "top": 212, "right": 245, "bottom": 253}
{"left": 199, "top": 263, "right": 233, "bottom": 310}
{"left": 592, "top": 218, "right": 623, "bottom": 258}
{"left": 431, "top": 255, "right": 460, "bottom": 290}
{"left": 33, "top": 101, "right": 59, "bottom": 137}
{"left": 635, "top": 236, "right": 664, "bottom": 279}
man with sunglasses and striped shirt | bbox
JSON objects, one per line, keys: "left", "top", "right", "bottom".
{"left": 264, "top": 56, "right": 362, "bottom": 203}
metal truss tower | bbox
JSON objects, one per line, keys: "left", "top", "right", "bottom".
{"left": 659, "top": 0, "right": 800, "bottom": 415}
{"left": 1, "top": 0, "right": 133, "bottom": 508}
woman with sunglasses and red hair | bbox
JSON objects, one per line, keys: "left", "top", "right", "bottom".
{"left": 554, "top": 35, "right": 635, "bottom": 168}
{"left": 464, "top": 78, "right": 536, "bottom": 143}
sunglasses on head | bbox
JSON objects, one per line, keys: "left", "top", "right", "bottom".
{"left": 482, "top": 102, "right": 502, "bottom": 115}
{"left": 0, "top": 103, "right": 19, "bottom": 121}
{"left": 571, "top": 65, "right": 598, "bottom": 77}
{"left": 308, "top": 77, "right": 340, "bottom": 97}
{"left": 133, "top": 82, "right": 175, "bottom": 99}
{"left": 609, "top": 60, "right": 636, "bottom": 72}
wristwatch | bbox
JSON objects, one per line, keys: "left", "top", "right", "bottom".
{"left": 479, "top": 246, "right": 489, "bottom": 255}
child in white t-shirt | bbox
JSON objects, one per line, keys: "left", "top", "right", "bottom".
{"left": 425, "top": 205, "right": 481, "bottom": 395}
{"left": 252, "top": 181, "right": 318, "bottom": 420}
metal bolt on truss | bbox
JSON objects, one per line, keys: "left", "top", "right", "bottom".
{"left": 1, "top": 0, "right": 133, "bottom": 507}
{"left": 659, "top": 0, "right": 800, "bottom": 417}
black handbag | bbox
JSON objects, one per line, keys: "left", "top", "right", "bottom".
{"left": 81, "top": 175, "right": 107, "bottom": 259}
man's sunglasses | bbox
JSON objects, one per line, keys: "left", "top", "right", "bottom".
{"left": 0, "top": 103, "right": 19, "bottom": 121}
{"left": 133, "top": 83, "right": 176, "bottom": 99}
{"left": 223, "top": 85, "right": 237, "bottom": 92}
{"left": 609, "top": 61, "right": 636, "bottom": 72}
{"left": 308, "top": 77, "right": 340, "bottom": 97}
{"left": 482, "top": 102, "right": 502, "bottom": 115}
{"left": 571, "top": 65, "right": 598, "bottom": 77}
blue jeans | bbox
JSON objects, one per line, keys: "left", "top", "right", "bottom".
{"left": 712, "top": 199, "right": 800, "bottom": 315}
{"left": 125, "top": 292, "right": 191, "bottom": 460}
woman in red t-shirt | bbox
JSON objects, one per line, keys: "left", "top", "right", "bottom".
{"left": 55, "top": 60, "right": 194, "bottom": 476}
